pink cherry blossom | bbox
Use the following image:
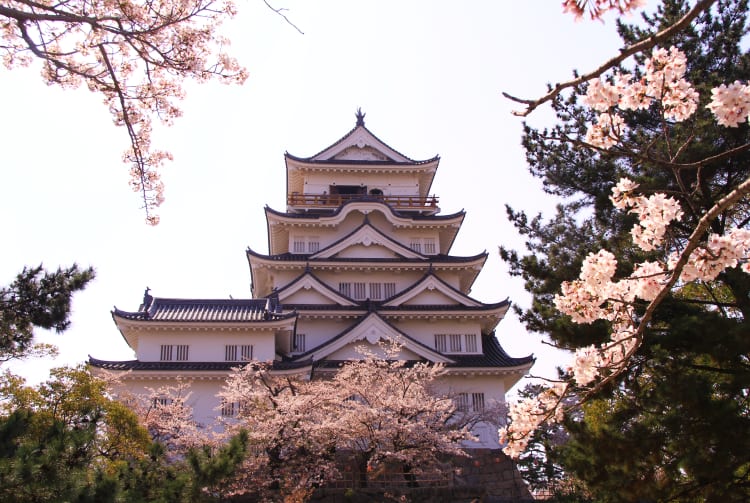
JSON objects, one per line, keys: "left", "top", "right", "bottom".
{"left": 706, "top": 81, "right": 750, "bottom": 127}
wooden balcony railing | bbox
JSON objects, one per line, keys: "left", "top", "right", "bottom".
{"left": 288, "top": 193, "right": 439, "bottom": 209}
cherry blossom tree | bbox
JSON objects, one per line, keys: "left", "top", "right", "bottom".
{"left": 500, "top": 2, "right": 750, "bottom": 497}
{"left": 1, "top": 0, "right": 248, "bottom": 224}
{"left": 215, "top": 341, "right": 480, "bottom": 499}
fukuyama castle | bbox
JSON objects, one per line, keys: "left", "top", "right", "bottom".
{"left": 89, "top": 111, "right": 534, "bottom": 448}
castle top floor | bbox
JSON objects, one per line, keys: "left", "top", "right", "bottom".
{"left": 285, "top": 110, "right": 441, "bottom": 216}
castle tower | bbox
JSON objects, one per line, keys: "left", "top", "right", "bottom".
{"left": 90, "top": 112, "right": 533, "bottom": 447}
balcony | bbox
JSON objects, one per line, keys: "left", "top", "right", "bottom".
{"left": 288, "top": 193, "right": 439, "bottom": 211}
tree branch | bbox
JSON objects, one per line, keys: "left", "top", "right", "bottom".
{"left": 502, "top": 0, "right": 717, "bottom": 116}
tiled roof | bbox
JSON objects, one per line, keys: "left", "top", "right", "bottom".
{"left": 113, "top": 297, "right": 294, "bottom": 323}
{"left": 447, "top": 334, "right": 534, "bottom": 368}
{"left": 265, "top": 202, "right": 465, "bottom": 221}
{"left": 246, "top": 248, "right": 486, "bottom": 264}
{"left": 88, "top": 357, "right": 312, "bottom": 372}
{"left": 285, "top": 119, "right": 437, "bottom": 164}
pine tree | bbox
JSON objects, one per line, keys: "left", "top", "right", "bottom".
{"left": 501, "top": 1, "right": 750, "bottom": 500}
{"left": 0, "top": 264, "right": 94, "bottom": 361}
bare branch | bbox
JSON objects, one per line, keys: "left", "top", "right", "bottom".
{"left": 503, "top": 0, "right": 717, "bottom": 116}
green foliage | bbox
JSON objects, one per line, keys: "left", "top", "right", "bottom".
{"left": 504, "top": 0, "right": 750, "bottom": 499}
{"left": 0, "top": 264, "right": 94, "bottom": 361}
{"left": 0, "top": 367, "right": 248, "bottom": 502}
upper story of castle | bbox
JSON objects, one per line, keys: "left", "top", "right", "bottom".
{"left": 284, "top": 109, "right": 441, "bottom": 216}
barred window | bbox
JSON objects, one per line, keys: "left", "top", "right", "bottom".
{"left": 338, "top": 282, "right": 351, "bottom": 297}
{"left": 434, "top": 334, "right": 448, "bottom": 353}
{"left": 472, "top": 393, "right": 485, "bottom": 412}
{"left": 369, "top": 282, "right": 382, "bottom": 300}
{"left": 465, "top": 334, "right": 478, "bottom": 353}
{"left": 160, "top": 345, "right": 173, "bottom": 361}
{"left": 221, "top": 401, "right": 236, "bottom": 417}
{"left": 456, "top": 393, "right": 469, "bottom": 413}
{"left": 292, "top": 333, "right": 306, "bottom": 353}
{"left": 423, "top": 237, "right": 437, "bottom": 255}
{"left": 240, "top": 344, "right": 254, "bottom": 361}
{"left": 449, "top": 334, "right": 462, "bottom": 352}
{"left": 308, "top": 239, "right": 320, "bottom": 253}
{"left": 176, "top": 345, "right": 189, "bottom": 361}
{"left": 293, "top": 239, "right": 305, "bottom": 253}
{"left": 383, "top": 282, "right": 396, "bottom": 298}
{"left": 353, "top": 282, "right": 367, "bottom": 300}
{"left": 409, "top": 239, "right": 422, "bottom": 253}
{"left": 225, "top": 345, "right": 238, "bottom": 361}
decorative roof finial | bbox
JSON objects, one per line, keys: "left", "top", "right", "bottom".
{"left": 355, "top": 107, "right": 366, "bottom": 127}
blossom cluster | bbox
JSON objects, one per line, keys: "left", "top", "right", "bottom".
{"left": 562, "top": 0, "right": 646, "bottom": 20}
{"left": 583, "top": 46, "right": 699, "bottom": 148}
{"left": 502, "top": 175, "right": 748, "bottom": 457}
{"left": 2, "top": 0, "right": 247, "bottom": 224}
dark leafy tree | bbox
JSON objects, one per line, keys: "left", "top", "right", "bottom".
{"left": 0, "top": 264, "right": 94, "bottom": 361}
{"left": 0, "top": 366, "right": 248, "bottom": 502}
{"left": 501, "top": 1, "right": 750, "bottom": 500}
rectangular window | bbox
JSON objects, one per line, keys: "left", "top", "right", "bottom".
{"left": 153, "top": 396, "right": 171, "bottom": 407}
{"left": 369, "top": 282, "right": 382, "bottom": 300}
{"left": 308, "top": 239, "right": 320, "bottom": 253}
{"left": 225, "top": 345, "right": 238, "bottom": 361}
{"left": 449, "top": 334, "right": 462, "bottom": 352}
{"left": 160, "top": 345, "right": 173, "bottom": 361}
{"left": 292, "top": 239, "right": 305, "bottom": 253}
{"left": 240, "top": 344, "right": 254, "bottom": 361}
{"left": 434, "top": 334, "right": 447, "bottom": 353}
{"left": 353, "top": 282, "right": 367, "bottom": 300}
{"left": 423, "top": 237, "right": 437, "bottom": 255}
{"left": 221, "top": 401, "right": 236, "bottom": 417}
{"left": 465, "top": 334, "right": 478, "bottom": 353}
{"left": 383, "top": 282, "right": 396, "bottom": 298}
{"left": 292, "top": 333, "right": 306, "bottom": 353}
{"left": 456, "top": 393, "right": 469, "bottom": 413}
{"left": 176, "top": 345, "right": 189, "bottom": 361}
{"left": 409, "top": 239, "right": 422, "bottom": 253}
{"left": 472, "top": 393, "right": 485, "bottom": 413}
{"left": 338, "top": 282, "right": 351, "bottom": 297}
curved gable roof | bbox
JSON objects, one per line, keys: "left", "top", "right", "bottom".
{"left": 311, "top": 218, "right": 424, "bottom": 260}
{"left": 275, "top": 269, "right": 358, "bottom": 306}
{"left": 292, "top": 312, "right": 454, "bottom": 364}
{"left": 287, "top": 115, "right": 438, "bottom": 165}
{"left": 383, "top": 269, "right": 489, "bottom": 307}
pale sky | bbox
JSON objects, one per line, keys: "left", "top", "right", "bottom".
{"left": 1, "top": 1, "right": 640, "bottom": 388}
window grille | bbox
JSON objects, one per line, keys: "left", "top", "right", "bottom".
{"left": 176, "top": 345, "right": 189, "bottom": 361}
{"left": 293, "top": 239, "right": 305, "bottom": 253}
{"left": 153, "top": 396, "right": 171, "bottom": 407}
{"left": 434, "top": 334, "right": 447, "bottom": 353}
{"left": 472, "top": 393, "right": 485, "bottom": 412}
{"left": 465, "top": 334, "right": 478, "bottom": 352}
{"left": 292, "top": 333, "right": 306, "bottom": 353}
{"left": 353, "top": 282, "right": 367, "bottom": 300}
{"left": 338, "top": 282, "right": 351, "bottom": 297}
{"left": 240, "top": 344, "right": 254, "bottom": 361}
{"left": 160, "top": 345, "right": 173, "bottom": 361}
{"left": 449, "top": 334, "right": 462, "bottom": 352}
{"left": 308, "top": 240, "right": 320, "bottom": 253}
{"left": 369, "top": 282, "right": 382, "bottom": 300}
{"left": 383, "top": 282, "right": 396, "bottom": 298}
{"left": 456, "top": 393, "right": 469, "bottom": 413}
{"left": 423, "top": 238, "right": 437, "bottom": 255}
{"left": 225, "top": 345, "right": 238, "bottom": 361}
{"left": 221, "top": 401, "right": 236, "bottom": 417}
{"left": 409, "top": 239, "right": 422, "bottom": 253}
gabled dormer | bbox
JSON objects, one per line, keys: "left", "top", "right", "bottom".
{"left": 285, "top": 109, "right": 440, "bottom": 215}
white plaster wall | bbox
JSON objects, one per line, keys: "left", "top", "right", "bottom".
{"left": 135, "top": 330, "right": 277, "bottom": 362}
{"left": 390, "top": 319, "right": 483, "bottom": 352}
